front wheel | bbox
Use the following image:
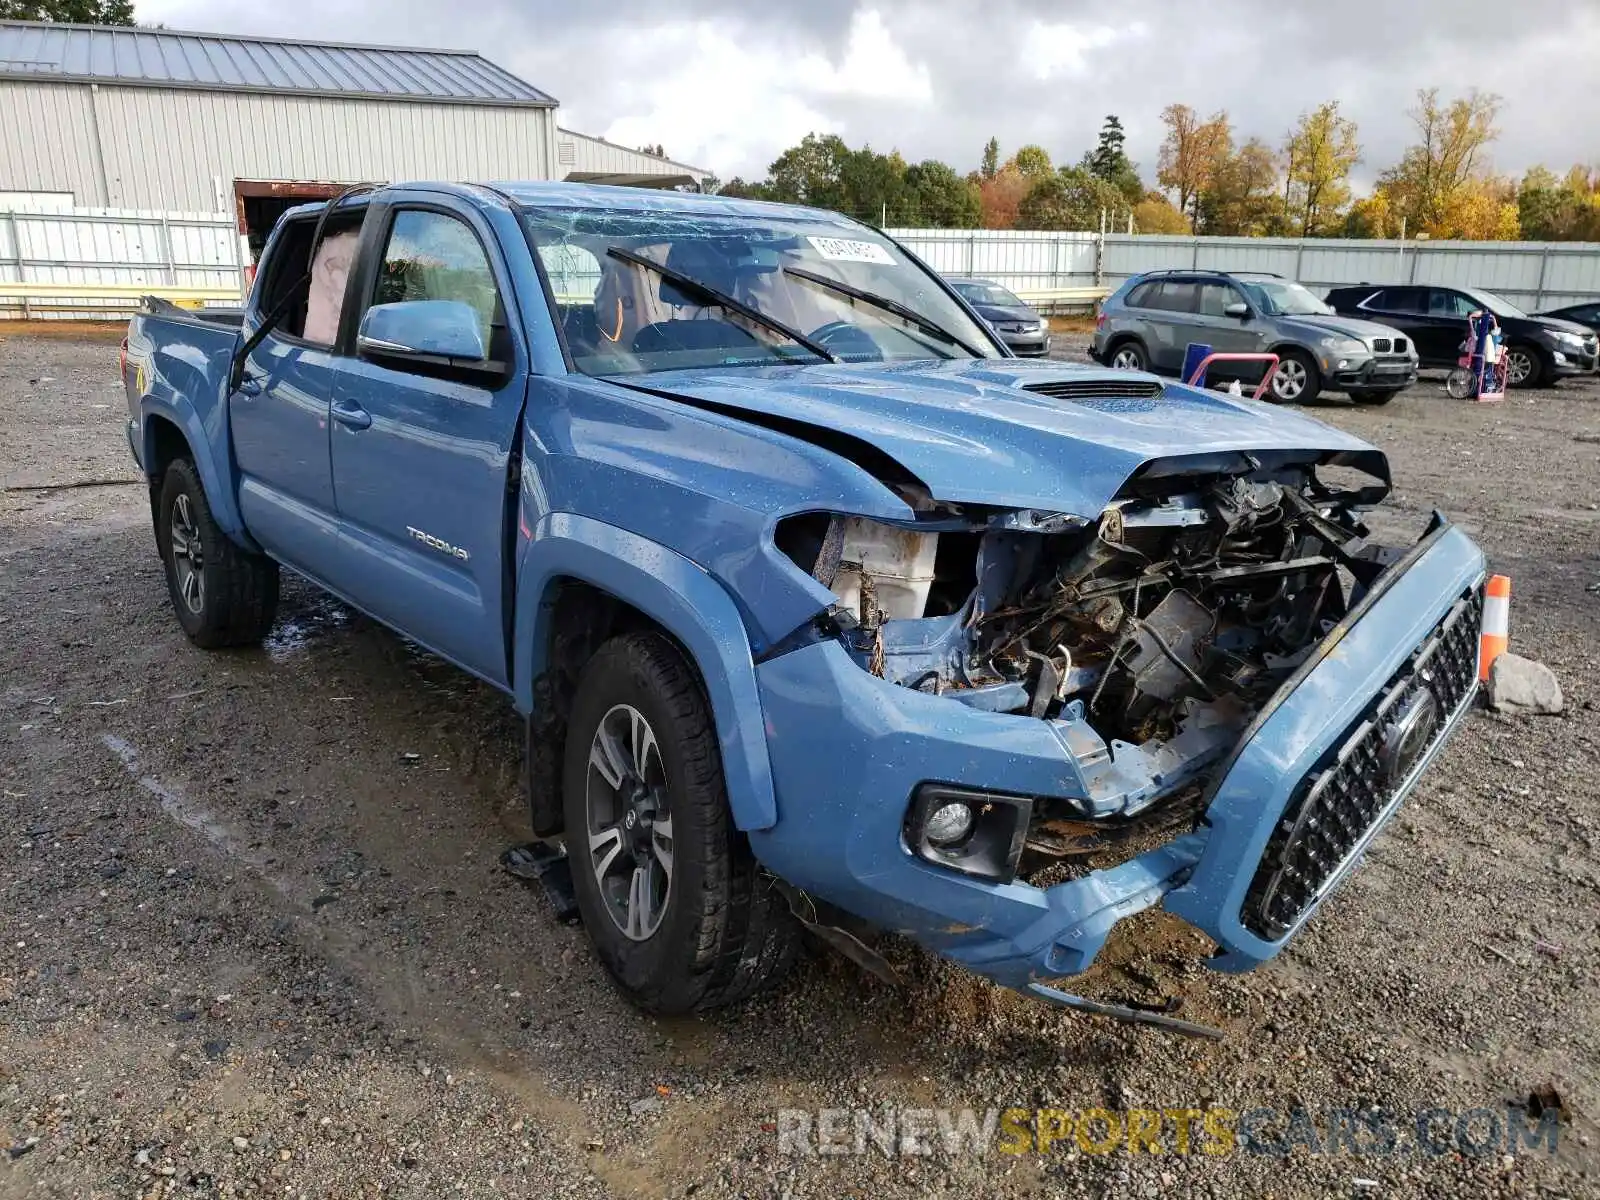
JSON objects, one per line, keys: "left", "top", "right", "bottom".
{"left": 1503, "top": 344, "right": 1546, "bottom": 389}
{"left": 157, "top": 458, "right": 279, "bottom": 648}
{"left": 562, "top": 632, "right": 799, "bottom": 1014}
{"left": 1268, "top": 350, "right": 1321, "bottom": 404}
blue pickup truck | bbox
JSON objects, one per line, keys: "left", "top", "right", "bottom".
{"left": 122, "top": 182, "right": 1486, "bottom": 1028}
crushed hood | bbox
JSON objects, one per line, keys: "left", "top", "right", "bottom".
{"left": 611, "top": 358, "right": 1387, "bottom": 514}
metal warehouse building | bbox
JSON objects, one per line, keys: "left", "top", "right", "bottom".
{"left": 0, "top": 19, "right": 707, "bottom": 236}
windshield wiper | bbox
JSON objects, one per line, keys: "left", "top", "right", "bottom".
{"left": 605, "top": 247, "right": 838, "bottom": 364}
{"left": 783, "top": 265, "right": 987, "bottom": 359}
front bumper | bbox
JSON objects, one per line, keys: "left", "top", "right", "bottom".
{"left": 748, "top": 520, "right": 1486, "bottom": 989}
{"left": 1327, "top": 353, "right": 1418, "bottom": 391}
{"left": 1549, "top": 344, "right": 1599, "bottom": 376}
{"left": 1001, "top": 330, "right": 1052, "bottom": 356}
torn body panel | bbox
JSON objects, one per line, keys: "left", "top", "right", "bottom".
{"left": 748, "top": 513, "right": 1485, "bottom": 990}
{"left": 778, "top": 454, "right": 1399, "bottom": 840}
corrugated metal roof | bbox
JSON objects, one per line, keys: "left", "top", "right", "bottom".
{"left": 0, "top": 20, "right": 556, "bottom": 107}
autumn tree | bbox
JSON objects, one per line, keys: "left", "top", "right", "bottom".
{"left": 0, "top": 0, "right": 134, "bottom": 18}
{"left": 1517, "top": 165, "right": 1600, "bottom": 241}
{"left": 1084, "top": 115, "right": 1144, "bottom": 204}
{"left": 1017, "top": 167, "right": 1126, "bottom": 231}
{"left": 980, "top": 137, "right": 1000, "bottom": 180}
{"left": 1132, "top": 193, "right": 1190, "bottom": 234}
{"left": 1011, "top": 144, "right": 1055, "bottom": 180}
{"left": 1199, "top": 137, "right": 1281, "bottom": 236}
{"left": 901, "top": 160, "right": 982, "bottom": 227}
{"left": 978, "top": 168, "right": 1030, "bottom": 229}
{"left": 1157, "top": 105, "right": 1231, "bottom": 224}
{"left": 1376, "top": 88, "right": 1503, "bottom": 234}
{"left": 1282, "top": 101, "right": 1361, "bottom": 236}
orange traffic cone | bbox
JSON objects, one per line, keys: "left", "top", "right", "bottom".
{"left": 1479, "top": 575, "right": 1510, "bottom": 681}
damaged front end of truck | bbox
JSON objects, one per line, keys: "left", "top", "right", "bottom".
{"left": 746, "top": 424, "right": 1486, "bottom": 1029}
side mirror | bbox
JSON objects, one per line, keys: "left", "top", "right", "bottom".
{"left": 358, "top": 300, "right": 487, "bottom": 363}
{"left": 1223, "top": 301, "right": 1251, "bottom": 319}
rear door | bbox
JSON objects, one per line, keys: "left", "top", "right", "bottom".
{"left": 1143, "top": 279, "right": 1200, "bottom": 371}
{"left": 329, "top": 202, "right": 529, "bottom": 687}
{"left": 230, "top": 212, "right": 364, "bottom": 582}
{"left": 1418, "top": 288, "right": 1478, "bottom": 363}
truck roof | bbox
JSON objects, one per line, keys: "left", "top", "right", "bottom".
{"left": 280, "top": 181, "right": 847, "bottom": 227}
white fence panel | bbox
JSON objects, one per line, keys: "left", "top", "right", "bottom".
{"left": 894, "top": 228, "right": 1600, "bottom": 312}
{"left": 889, "top": 228, "right": 1099, "bottom": 296}
{"left": 7, "top": 208, "right": 1600, "bottom": 320}
{"left": 1, "top": 205, "right": 243, "bottom": 319}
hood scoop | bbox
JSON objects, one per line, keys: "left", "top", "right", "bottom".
{"left": 1022, "top": 377, "right": 1165, "bottom": 401}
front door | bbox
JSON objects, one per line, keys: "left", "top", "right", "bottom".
{"left": 1182, "top": 281, "right": 1266, "bottom": 379}
{"left": 329, "top": 204, "right": 529, "bottom": 687}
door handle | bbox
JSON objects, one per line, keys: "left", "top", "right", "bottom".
{"left": 330, "top": 399, "right": 372, "bottom": 431}
{"left": 235, "top": 372, "right": 265, "bottom": 398}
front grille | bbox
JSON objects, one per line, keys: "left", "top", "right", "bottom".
{"left": 1240, "top": 586, "right": 1483, "bottom": 940}
{"left": 1394, "top": 337, "right": 1409, "bottom": 354}
{"left": 1023, "top": 378, "right": 1164, "bottom": 401}
{"left": 1372, "top": 337, "right": 1391, "bottom": 353}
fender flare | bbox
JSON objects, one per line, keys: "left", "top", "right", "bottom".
{"left": 140, "top": 395, "right": 252, "bottom": 546}
{"left": 512, "top": 512, "right": 778, "bottom": 832}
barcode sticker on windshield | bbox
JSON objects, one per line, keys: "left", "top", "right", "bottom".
{"left": 806, "top": 236, "right": 895, "bottom": 265}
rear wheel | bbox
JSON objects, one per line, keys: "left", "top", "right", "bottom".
{"left": 157, "top": 458, "right": 279, "bottom": 648}
{"left": 1108, "top": 341, "right": 1147, "bottom": 371}
{"left": 1268, "top": 349, "right": 1321, "bottom": 404}
{"left": 1349, "top": 388, "right": 1402, "bottom": 406}
{"left": 562, "top": 632, "right": 798, "bottom": 1014}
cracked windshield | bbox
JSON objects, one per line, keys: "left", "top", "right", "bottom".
{"left": 522, "top": 206, "right": 999, "bottom": 374}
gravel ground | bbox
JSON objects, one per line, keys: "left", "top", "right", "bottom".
{"left": 2, "top": 326, "right": 1597, "bottom": 1199}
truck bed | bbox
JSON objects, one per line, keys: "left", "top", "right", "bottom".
{"left": 139, "top": 295, "right": 247, "bottom": 329}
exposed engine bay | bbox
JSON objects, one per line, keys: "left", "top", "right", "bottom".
{"left": 779, "top": 458, "right": 1403, "bottom": 846}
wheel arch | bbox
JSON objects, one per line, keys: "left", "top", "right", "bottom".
{"left": 138, "top": 399, "right": 252, "bottom": 547}
{"left": 512, "top": 513, "right": 778, "bottom": 837}
{"left": 1105, "top": 332, "right": 1149, "bottom": 359}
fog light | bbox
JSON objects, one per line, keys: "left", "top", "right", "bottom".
{"left": 905, "top": 784, "right": 1033, "bottom": 882}
{"left": 924, "top": 801, "right": 975, "bottom": 846}
{"left": 1337, "top": 358, "right": 1351, "bottom": 370}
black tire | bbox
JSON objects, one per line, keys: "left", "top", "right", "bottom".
{"left": 1106, "top": 339, "right": 1148, "bottom": 371}
{"left": 562, "top": 632, "right": 798, "bottom": 1014}
{"left": 1267, "top": 348, "right": 1322, "bottom": 405}
{"left": 1504, "top": 343, "right": 1547, "bottom": 389}
{"left": 1349, "top": 388, "right": 1402, "bottom": 406}
{"left": 156, "top": 458, "right": 279, "bottom": 648}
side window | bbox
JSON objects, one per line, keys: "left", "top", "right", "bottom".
{"left": 255, "top": 213, "right": 364, "bottom": 345}
{"left": 1371, "top": 287, "right": 1422, "bottom": 313}
{"left": 1197, "top": 282, "right": 1242, "bottom": 317}
{"left": 373, "top": 210, "right": 501, "bottom": 346}
{"left": 1126, "top": 281, "right": 1157, "bottom": 308}
{"left": 1151, "top": 280, "right": 1199, "bottom": 313}
{"left": 1428, "top": 290, "right": 1476, "bottom": 318}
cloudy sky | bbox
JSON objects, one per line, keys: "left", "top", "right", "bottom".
{"left": 135, "top": 0, "right": 1600, "bottom": 188}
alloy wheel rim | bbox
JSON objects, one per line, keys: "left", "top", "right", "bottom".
{"left": 1505, "top": 350, "right": 1532, "bottom": 385}
{"left": 169, "top": 493, "right": 205, "bottom": 614}
{"left": 585, "top": 703, "right": 673, "bottom": 941}
{"left": 1273, "top": 360, "right": 1307, "bottom": 400}
{"left": 1111, "top": 348, "right": 1142, "bottom": 370}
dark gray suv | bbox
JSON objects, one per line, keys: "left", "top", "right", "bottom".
{"left": 1090, "top": 270, "right": 1419, "bottom": 405}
